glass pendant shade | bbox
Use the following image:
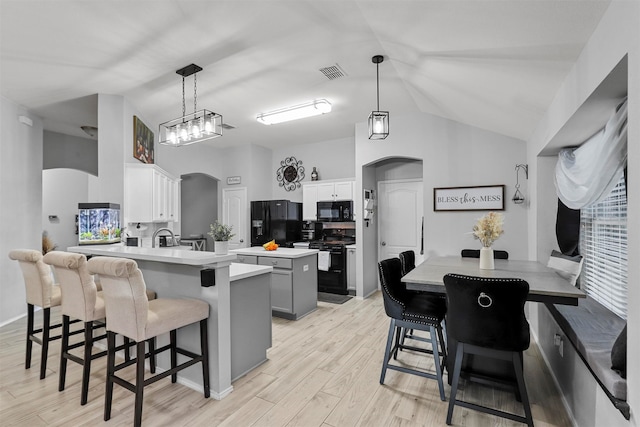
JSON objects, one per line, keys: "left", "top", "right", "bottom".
{"left": 159, "top": 109, "right": 222, "bottom": 147}
{"left": 368, "top": 55, "right": 389, "bottom": 140}
{"left": 368, "top": 110, "right": 389, "bottom": 140}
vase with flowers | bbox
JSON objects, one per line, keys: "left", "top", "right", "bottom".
{"left": 472, "top": 212, "right": 504, "bottom": 270}
{"left": 208, "top": 220, "right": 235, "bottom": 255}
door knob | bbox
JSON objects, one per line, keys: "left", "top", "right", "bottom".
{"left": 240, "top": 239, "right": 244, "bottom": 243}
{"left": 381, "top": 241, "right": 386, "bottom": 246}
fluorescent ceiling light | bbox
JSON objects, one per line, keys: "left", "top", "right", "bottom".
{"left": 257, "top": 99, "right": 332, "bottom": 125}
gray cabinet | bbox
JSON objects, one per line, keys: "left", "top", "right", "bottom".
{"left": 270, "top": 268, "right": 294, "bottom": 313}
{"left": 255, "top": 254, "right": 317, "bottom": 320}
{"left": 236, "top": 254, "right": 258, "bottom": 264}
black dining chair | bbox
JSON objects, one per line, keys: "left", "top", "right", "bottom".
{"left": 461, "top": 249, "right": 509, "bottom": 259}
{"left": 399, "top": 250, "right": 416, "bottom": 276}
{"left": 378, "top": 258, "right": 447, "bottom": 401}
{"left": 443, "top": 273, "right": 533, "bottom": 427}
{"left": 398, "top": 250, "right": 446, "bottom": 346}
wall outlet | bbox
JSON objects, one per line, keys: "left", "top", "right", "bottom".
{"left": 554, "top": 333, "right": 564, "bottom": 357}
{"left": 554, "top": 333, "right": 562, "bottom": 346}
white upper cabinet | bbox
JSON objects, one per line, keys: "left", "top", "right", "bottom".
{"left": 302, "top": 183, "right": 318, "bottom": 221}
{"left": 316, "top": 180, "right": 354, "bottom": 201}
{"left": 302, "top": 179, "right": 354, "bottom": 221}
{"left": 125, "top": 164, "right": 179, "bottom": 223}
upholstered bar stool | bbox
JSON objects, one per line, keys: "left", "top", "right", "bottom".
{"left": 43, "top": 251, "right": 157, "bottom": 405}
{"left": 443, "top": 274, "right": 533, "bottom": 426}
{"left": 378, "top": 258, "right": 448, "bottom": 401}
{"left": 87, "top": 256, "right": 210, "bottom": 427}
{"left": 9, "top": 249, "right": 73, "bottom": 379}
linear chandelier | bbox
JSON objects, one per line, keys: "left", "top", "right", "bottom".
{"left": 159, "top": 64, "right": 223, "bottom": 147}
{"left": 257, "top": 99, "right": 332, "bottom": 125}
{"left": 368, "top": 55, "right": 389, "bottom": 140}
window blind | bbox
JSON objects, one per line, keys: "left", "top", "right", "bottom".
{"left": 579, "top": 177, "right": 627, "bottom": 319}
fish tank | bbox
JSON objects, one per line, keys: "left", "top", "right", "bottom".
{"left": 78, "top": 203, "right": 121, "bottom": 245}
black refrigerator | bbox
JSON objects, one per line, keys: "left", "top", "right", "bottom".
{"left": 251, "top": 200, "right": 302, "bottom": 247}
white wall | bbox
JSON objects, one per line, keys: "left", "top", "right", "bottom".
{"left": 42, "top": 169, "right": 90, "bottom": 252}
{"left": 1, "top": 96, "right": 44, "bottom": 325}
{"left": 355, "top": 112, "right": 528, "bottom": 298}
{"left": 526, "top": 1, "right": 639, "bottom": 425}
{"left": 271, "top": 136, "right": 356, "bottom": 202}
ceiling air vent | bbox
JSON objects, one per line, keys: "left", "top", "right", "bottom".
{"left": 319, "top": 64, "right": 347, "bottom": 80}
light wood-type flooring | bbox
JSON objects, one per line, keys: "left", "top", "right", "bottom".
{"left": 0, "top": 291, "right": 571, "bottom": 426}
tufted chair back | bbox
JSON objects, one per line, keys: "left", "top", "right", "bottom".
{"left": 87, "top": 256, "right": 149, "bottom": 342}
{"left": 43, "top": 251, "right": 98, "bottom": 321}
{"left": 9, "top": 249, "right": 58, "bottom": 308}
{"left": 399, "top": 251, "right": 416, "bottom": 276}
{"left": 378, "top": 258, "right": 408, "bottom": 320}
{"left": 443, "top": 274, "right": 530, "bottom": 352}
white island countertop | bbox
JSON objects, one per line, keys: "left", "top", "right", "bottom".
{"left": 67, "top": 245, "right": 236, "bottom": 266}
{"left": 230, "top": 247, "right": 319, "bottom": 259}
{"left": 229, "top": 263, "right": 273, "bottom": 282}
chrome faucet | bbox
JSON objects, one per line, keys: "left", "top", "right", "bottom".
{"left": 152, "top": 228, "right": 175, "bottom": 248}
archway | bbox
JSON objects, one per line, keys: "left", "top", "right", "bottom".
{"left": 180, "top": 173, "right": 219, "bottom": 251}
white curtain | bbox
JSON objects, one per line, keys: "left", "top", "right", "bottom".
{"left": 555, "top": 98, "right": 627, "bottom": 210}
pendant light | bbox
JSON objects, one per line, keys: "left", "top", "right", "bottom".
{"left": 159, "top": 64, "right": 223, "bottom": 147}
{"left": 368, "top": 55, "right": 389, "bottom": 140}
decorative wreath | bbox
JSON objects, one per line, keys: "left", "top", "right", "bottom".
{"left": 276, "top": 157, "right": 305, "bottom": 191}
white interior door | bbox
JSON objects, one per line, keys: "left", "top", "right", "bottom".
{"left": 222, "top": 187, "right": 248, "bottom": 249}
{"left": 378, "top": 179, "right": 424, "bottom": 263}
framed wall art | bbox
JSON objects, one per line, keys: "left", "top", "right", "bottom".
{"left": 434, "top": 185, "right": 505, "bottom": 211}
{"left": 133, "top": 116, "right": 154, "bottom": 164}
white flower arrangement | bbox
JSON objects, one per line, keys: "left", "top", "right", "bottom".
{"left": 472, "top": 212, "right": 504, "bottom": 248}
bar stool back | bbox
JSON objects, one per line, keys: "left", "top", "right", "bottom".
{"left": 8, "top": 249, "right": 63, "bottom": 379}
{"left": 43, "top": 251, "right": 155, "bottom": 405}
{"left": 87, "top": 256, "right": 210, "bottom": 427}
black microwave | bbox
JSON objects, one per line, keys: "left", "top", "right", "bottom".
{"left": 317, "top": 200, "right": 354, "bottom": 222}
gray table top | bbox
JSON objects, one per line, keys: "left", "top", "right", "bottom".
{"left": 402, "top": 256, "right": 586, "bottom": 305}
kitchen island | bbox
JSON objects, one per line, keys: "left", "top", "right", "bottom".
{"left": 231, "top": 247, "right": 318, "bottom": 320}
{"left": 67, "top": 245, "right": 272, "bottom": 399}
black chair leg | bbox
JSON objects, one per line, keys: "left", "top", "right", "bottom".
{"left": 170, "top": 330, "right": 178, "bottom": 383}
{"left": 59, "top": 315, "right": 70, "bottom": 391}
{"left": 513, "top": 351, "right": 534, "bottom": 427}
{"left": 25, "top": 304, "right": 34, "bottom": 370}
{"left": 380, "top": 319, "right": 396, "bottom": 384}
{"left": 446, "top": 343, "right": 465, "bottom": 425}
{"left": 134, "top": 341, "right": 145, "bottom": 427}
{"left": 40, "top": 308, "right": 51, "bottom": 379}
{"left": 148, "top": 338, "right": 156, "bottom": 374}
{"left": 104, "top": 331, "right": 116, "bottom": 422}
{"left": 80, "top": 321, "right": 93, "bottom": 405}
{"left": 124, "top": 337, "right": 131, "bottom": 361}
{"left": 200, "top": 319, "right": 210, "bottom": 398}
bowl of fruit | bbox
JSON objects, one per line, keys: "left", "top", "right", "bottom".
{"left": 262, "top": 240, "right": 279, "bottom": 251}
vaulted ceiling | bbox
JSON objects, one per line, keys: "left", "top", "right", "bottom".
{"left": 1, "top": 1, "right": 611, "bottom": 149}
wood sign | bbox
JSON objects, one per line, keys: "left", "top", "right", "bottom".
{"left": 434, "top": 185, "right": 505, "bottom": 211}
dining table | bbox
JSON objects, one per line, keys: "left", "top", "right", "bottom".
{"left": 401, "top": 255, "right": 586, "bottom": 306}
{"left": 401, "top": 255, "right": 586, "bottom": 383}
